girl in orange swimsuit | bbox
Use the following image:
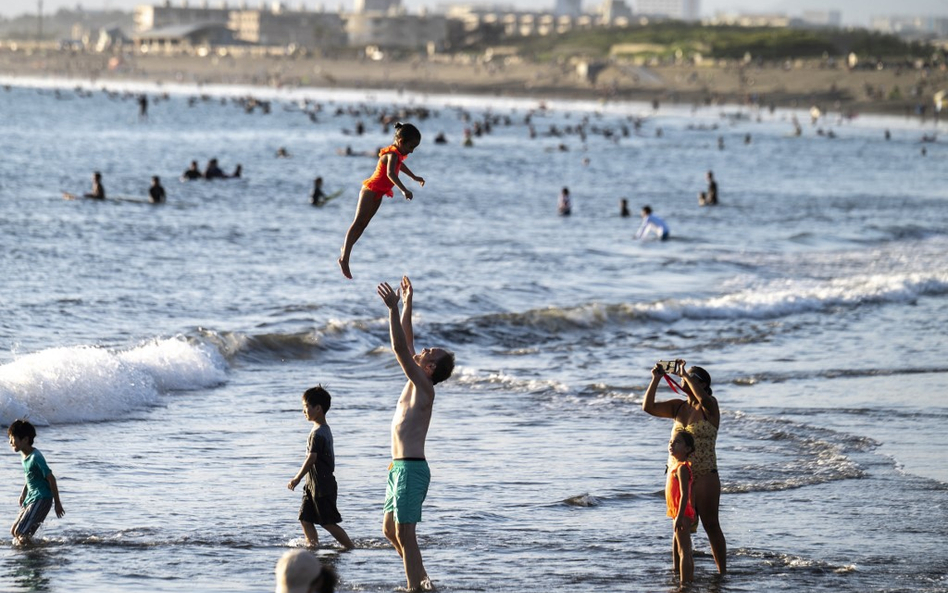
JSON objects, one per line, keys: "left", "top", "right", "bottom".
{"left": 642, "top": 359, "right": 728, "bottom": 575}
{"left": 667, "top": 429, "right": 697, "bottom": 585}
{"left": 338, "top": 123, "right": 426, "bottom": 279}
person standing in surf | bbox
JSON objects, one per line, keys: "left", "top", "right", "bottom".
{"left": 338, "top": 123, "right": 425, "bottom": 279}
{"left": 377, "top": 276, "right": 455, "bottom": 591}
{"left": 666, "top": 429, "right": 697, "bottom": 585}
{"left": 642, "top": 360, "right": 727, "bottom": 574}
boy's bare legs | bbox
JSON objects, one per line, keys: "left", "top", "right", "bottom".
{"left": 301, "top": 520, "right": 320, "bottom": 547}
{"left": 339, "top": 189, "right": 382, "bottom": 279}
{"left": 323, "top": 523, "right": 355, "bottom": 550}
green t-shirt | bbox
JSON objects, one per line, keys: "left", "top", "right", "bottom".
{"left": 21, "top": 449, "right": 53, "bottom": 507}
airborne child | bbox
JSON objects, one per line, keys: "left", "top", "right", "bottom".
{"left": 338, "top": 122, "right": 425, "bottom": 279}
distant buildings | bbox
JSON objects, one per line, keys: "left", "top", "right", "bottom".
{"left": 635, "top": 0, "right": 700, "bottom": 22}
{"left": 869, "top": 15, "right": 948, "bottom": 41}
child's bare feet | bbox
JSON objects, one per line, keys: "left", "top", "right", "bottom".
{"left": 338, "top": 256, "right": 352, "bottom": 279}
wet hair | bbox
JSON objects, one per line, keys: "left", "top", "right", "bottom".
{"left": 690, "top": 366, "right": 712, "bottom": 396}
{"left": 152, "top": 176, "right": 160, "bottom": 183}
{"left": 302, "top": 385, "right": 331, "bottom": 412}
{"left": 394, "top": 122, "right": 421, "bottom": 145}
{"left": 431, "top": 350, "right": 456, "bottom": 385}
{"left": 7, "top": 419, "right": 37, "bottom": 443}
{"left": 674, "top": 429, "right": 695, "bottom": 454}
{"left": 642, "top": 205, "right": 652, "bottom": 215}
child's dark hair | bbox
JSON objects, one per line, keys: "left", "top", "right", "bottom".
{"left": 7, "top": 419, "right": 37, "bottom": 443}
{"left": 302, "top": 385, "right": 331, "bottom": 412}
{"left": 675, "top": 429, "right": 695, "bottom": 454}
{"left": 394, "top": 122, "right": 421, "bottom": 144}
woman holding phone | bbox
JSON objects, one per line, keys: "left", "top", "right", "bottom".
{"left": 642, "top": 360, "right": 727, "bottom": 574}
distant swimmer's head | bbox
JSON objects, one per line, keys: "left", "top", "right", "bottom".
{"left": 414, "top": 347, "right": 455, "bottom": 385}
{"left": 394, "top": 122, "right": 422, "bottom": 154}
{"left": 688, "top": 366, "right": 712, "bottom": 396}
{"left": 93, "top": 171, "right": 102, "bottom": 181}
{"left": 641, "top": 205, "right": 652, "bottom": 217}
{"left": 669, "top": 429, "right": 695, "bottom": 460}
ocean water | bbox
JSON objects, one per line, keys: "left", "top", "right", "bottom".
{"left": 0, "top": 78, "right": 947, "bottom": 593}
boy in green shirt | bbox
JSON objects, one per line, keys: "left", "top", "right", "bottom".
{"left": 8, "top": 419, "right": 65, "bottom": 544}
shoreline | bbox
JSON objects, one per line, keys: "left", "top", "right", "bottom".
{"left": 1, "top": 49, "right": 945, "bottom": 118}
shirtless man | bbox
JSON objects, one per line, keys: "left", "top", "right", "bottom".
{"left": 377, "top": 277, "right": 455, "bottom": 592}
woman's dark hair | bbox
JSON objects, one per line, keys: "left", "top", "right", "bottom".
{"left": 690, "top": 366, "right": 712, "bottom": 396}
{"left": 394, "top": 122, "right": 421, "bottom": 144}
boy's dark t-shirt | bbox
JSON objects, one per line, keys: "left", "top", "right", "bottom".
{"left": 305, "top": 424, "right": 337, "bottom": 497}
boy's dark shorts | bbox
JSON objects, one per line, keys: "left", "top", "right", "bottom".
{"left": 299, "top": 489, "right": 343, "bottom": 526}
{"left": 13, "top": 497, "right": 53, "bottom": 538}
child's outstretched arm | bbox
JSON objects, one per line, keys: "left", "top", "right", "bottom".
{"left": 288, "top": 452, "right": 318, "bottom": 491}
{"left": 400, "top": 163, "right": 425, "bottom": 188}
{"left": 46, "top": 473, "right": 65, "bottom": 518}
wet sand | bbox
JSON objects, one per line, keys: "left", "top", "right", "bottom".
{"left": 0, "top": 47, "right": 943, "bottom": 115}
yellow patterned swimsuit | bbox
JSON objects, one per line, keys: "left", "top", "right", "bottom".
{"left": 669, "top": 419, "right": 718, "bottom": 477}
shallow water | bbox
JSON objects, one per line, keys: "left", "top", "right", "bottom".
{"left": 0, "top": 78, "right": 947, "bottom": 592}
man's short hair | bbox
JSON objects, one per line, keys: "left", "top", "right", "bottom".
{"left": 432, "top": 351, "right": 456, "bottom": 385}
{"left": 7, "top": 419, "right": 37, "bottom": 443}
{"left": 302, "top": 385, "right": 331, "bottom": 412}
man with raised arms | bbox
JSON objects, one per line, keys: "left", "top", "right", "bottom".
{"left": 377, "top": 276, "right": 455, "bottom": 592}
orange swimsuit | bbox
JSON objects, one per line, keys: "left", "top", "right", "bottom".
{"left": 666, "top": 460, "right": 697, "bottom": 522}
{"left": 362, "top": 145, "right": 406, "bottom": 198}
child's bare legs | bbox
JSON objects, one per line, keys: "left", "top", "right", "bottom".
{"left": 339, "top": 188, "right": 382, "bottom": 279}
{"left": 301, "top": 520, "right": 320, "bottom": 547}
{"left": 323, "top": 523, "right": 355, "bottom": 550}
{"left": 675, "top": 524, "right": 694, "bottom": 585}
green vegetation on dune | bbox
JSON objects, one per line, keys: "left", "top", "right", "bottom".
{"left": 468, "top": 22, "right": 935, "bottom": 62}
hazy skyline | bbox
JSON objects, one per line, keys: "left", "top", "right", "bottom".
{"left": 1, "top": 0, "right": 946, "bottom": 26}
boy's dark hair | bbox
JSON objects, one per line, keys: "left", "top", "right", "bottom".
{"left": 675, "top": 429, "right": 695, "bottom": 454}
{"left": 394, "top": 122, "right": 421, "bottom": 144}
{"left": 432, "top": 351, "right": 456, "bottom": 385}
{"left": 642, "top": 205, "right": 652, "bottom": 215}
{"left": 302, "top": 386, "right": 331, "bottom": 412}
{"left": 7, "top": 419, "right": 37, "bottom": 443}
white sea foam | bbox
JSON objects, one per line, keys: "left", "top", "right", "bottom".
{"left": 627, "top": 269, "right": 948, "bottom": 322}
{"left": 0, "top": 337, "right": 227, "bottom": 425}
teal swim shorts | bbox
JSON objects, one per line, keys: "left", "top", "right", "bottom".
{"left": 383, "top": 459, "right": 431, "bottom": 524}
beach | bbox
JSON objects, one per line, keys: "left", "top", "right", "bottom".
{"left": 1, "top": 45, "right": 944, "bottom": 116}
{"left": 0, "top": 76, "right": 946, "bottom": 593}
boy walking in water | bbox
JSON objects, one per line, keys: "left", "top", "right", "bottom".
{"left": 287, "top": 386, "right": 354, "bottom": 550}
{"left": 8, "top": 420, "right": 65, "bottom": 544}
{"left": 377, "top": 276, "right": 455, "bottom": 592}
